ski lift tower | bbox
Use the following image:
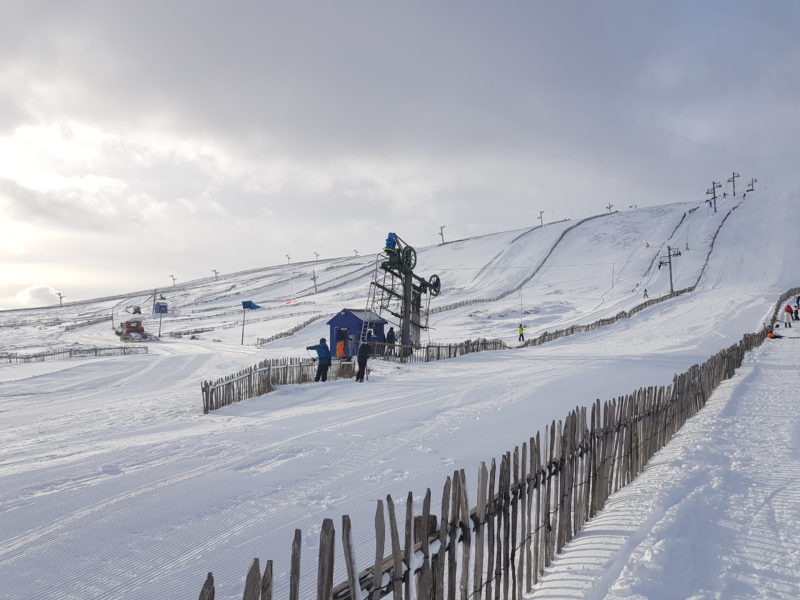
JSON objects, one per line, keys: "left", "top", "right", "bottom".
{"left": 364, "top": 232, "right": 441, "bottom": 352}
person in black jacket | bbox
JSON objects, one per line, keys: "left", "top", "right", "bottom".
{"left": 355, "top": 338, "right": 372, "bottom": 382}
{"left": 385, "top": 327, "right": 396, "bottom": 356}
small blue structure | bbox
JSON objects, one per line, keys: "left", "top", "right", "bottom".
{"left": 154, "top": 302, "right": 168, "bottom": 314}
{"left": 327, "top": 308, "right": 387, "bottom": 357}
{"left": 242, "top": 300, "right": 261, "bottom": 310}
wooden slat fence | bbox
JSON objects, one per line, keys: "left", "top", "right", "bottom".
{"left": 256, "top": 315, "right": 329, "bottom": 346}
{"left": 200, "top": 357, "right": 356, "bottom": 414}
{"left": 0, "top": 317, "right": 64, "bottom": 328}
{"left": 197, "top": 289, "right": 798, "bottom": 600}
{"left": 1, "top": 345, "right": 148, "bottom": 364}
{"left": 170, "top": 327, "right": 216, "bottom": 338}
{"left": 521, "top": 286, "right": 694, "bottom": 348}
{"left": 156, "top": 310, "right": 322, "bottom": 336}
{"left": 200, "top": 339, "right": 508, "bottom": 413}
{"left": 370, "top": 339, "right": 508, "bottom": 364}
{"left": 63, "top": 315, "right": 111, "bottom": 331}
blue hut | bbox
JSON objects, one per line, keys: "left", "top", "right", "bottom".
{"left": 327, "top": 308, "right": 387, "bottom": 358}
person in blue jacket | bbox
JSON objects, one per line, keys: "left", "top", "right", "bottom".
{"left": 306, "top": 338, "right": 332, "bottom": 382}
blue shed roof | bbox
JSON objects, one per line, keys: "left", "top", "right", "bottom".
{"left": 326, "top": 308, "right": 387, "bottom": 326}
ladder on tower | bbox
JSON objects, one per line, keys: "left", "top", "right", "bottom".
{"left": 360, "top": 234, "right": 441, "bottom": 351}
{"left": 361, "top": 252, "right": 403, "bottom": 348}
{"left": 360, "top": 254, "right": 386, "bottom": 349}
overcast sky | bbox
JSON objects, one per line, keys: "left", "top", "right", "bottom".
{"left": 1, "top": 1, "right": 798, "bottom": 309}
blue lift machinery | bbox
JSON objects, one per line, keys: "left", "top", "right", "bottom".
{"left": 362, "top": 232, "right": 441, "bottom": 351}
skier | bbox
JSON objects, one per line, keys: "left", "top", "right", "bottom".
{"left": 783, "top": 305, "right": 793, "bottom": 328}
{"left": 355, "top": 336, "right": 372, "bottom": 383}
{"left": 386, "top": 326, "right": 396, "bottom": 356}
{"left": 518, "top": 324, "right": 525, "bottom": 342}
{"left": 306, "top": 338, "right": 332, "bottom": 382}
{"left": 643, "top": 288, "right": 649, "bottom": 299}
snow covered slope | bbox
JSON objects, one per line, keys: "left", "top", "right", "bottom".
{"left": 1, "top": 189, "right": 798, "bottom": 600}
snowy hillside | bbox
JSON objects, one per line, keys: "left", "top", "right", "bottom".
{"left": 1, "top": 190, "right": 799, "bottom": 600}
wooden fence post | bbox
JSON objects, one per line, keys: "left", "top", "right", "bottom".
{"left": 198, "top": 572, "right": 214, "bottom": 600}
{"left": 243, "top": 558, "right": 261, "bottom": 600}
{"left": 342, "top": 516, "right": 362, "bottom": 600}
{"left": 290, "top": 530, "right": 302, "bottom": 600}
{"left": 458, "top": 470, "right": 470, "bottom": 600}
{"left": 448, "top": 471, "right": 461, "bottom": 600}
{"left": 317, "top": 519, "right": 335, "bottom": 600}
{"left": 404, "top": 492, "right": 413, "bottom": 600}
{"left": 474, "top": 462, "right": 488, "bottom": 600}
{"left": 434, "top": 479, "right": 451, "bottom": 600}
{"left": 486, "top": 460, "right": 497, "bottom": 600}
{"left": 385, "top": 496, "right": 405, "bottom": 600}
{"left": 372, "top": 501, "right": 386, "bottom": 600}
{"left": 418, "top": 489, "right": 433, "bottom": 600}
{"left": 262, "top": 560, "right": 273, "bottom": 600}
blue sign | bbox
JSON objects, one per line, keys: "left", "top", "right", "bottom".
{"left": 242, "top": 301, "right": 261, "bottom": 310}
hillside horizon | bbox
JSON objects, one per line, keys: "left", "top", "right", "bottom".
{"left": 0, "top": 195, "right": 738, "bottom": 313}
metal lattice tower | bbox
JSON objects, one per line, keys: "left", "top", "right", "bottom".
{"left": 364, "top": 233, "right": 441, "bottom": 350}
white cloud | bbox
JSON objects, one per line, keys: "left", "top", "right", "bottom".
{"left": 2, "top": 284, "right": 58, "bottom": 309}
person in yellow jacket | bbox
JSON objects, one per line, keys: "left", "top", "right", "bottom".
{"left": 518, "top": 324, "right": 525, "bottom": 342}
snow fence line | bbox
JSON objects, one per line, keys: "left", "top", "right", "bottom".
{"left": 198, "top": 288, "right": 800, "bottom": 600}
{"left": 200, "top": 339, "right": 507, "bottom": 414}
{"left": 433, "top": 198, "right": 743, "bottom": 321}
{"left": 63, "top": 314, "right": 111, "bottom": 331}
{"left": 255, "top": 314, "right": 328, "bottom": 347}
{"left": 0, "top": 345, "right": 148, "bottom": 364}
{"left": 200, "top": 356, "right": 355, "bottom": 414}
{"left": 522, "top": 199, "right": 745, "bottom": 349}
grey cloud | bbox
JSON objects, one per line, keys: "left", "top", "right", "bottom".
{"left": 2, "top": 1, "right": 798, "bottom": 181}
{"left": 6, "top": 1, "right": 791, "bottom": 160}
{"left": 0, "top": 177, "right": 148, "bottom": 232}
{"left": 1, "top": 0, "right": 799, "bottom": 303}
